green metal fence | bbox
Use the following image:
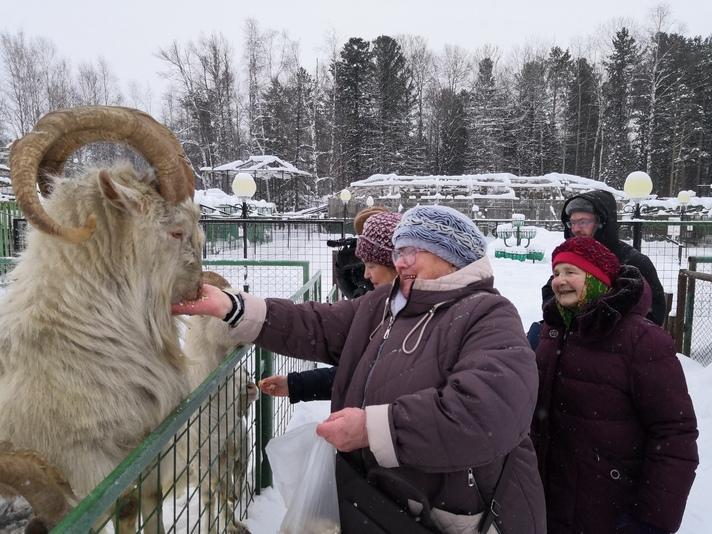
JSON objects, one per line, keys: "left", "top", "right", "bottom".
{"left": 0, "top": 200, "right": 21, "bottom": 257}
{"left": 675, "top": 258, "right": 712, "bottom": 366}
{"left": 51, "top": 268, "right": 321, "bottom": 533}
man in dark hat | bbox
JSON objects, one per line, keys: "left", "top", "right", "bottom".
{"left": 541, "top": 190, "right": 666, "bottom": 325}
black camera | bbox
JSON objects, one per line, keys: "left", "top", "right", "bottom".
{"left": 327, "top": 237, "right": 374, "bottom": 299}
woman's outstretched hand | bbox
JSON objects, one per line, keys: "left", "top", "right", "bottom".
{"left": 171, "top": 283, "right": 232, "bottom": 318}
{"left": 317, "top": 407, "right": 368, "bottom": 452}
{"left": 259, "top": 375, "right": 289, "bottom": 397}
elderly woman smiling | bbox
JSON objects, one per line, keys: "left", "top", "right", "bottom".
{"left": 173, "top": 205, "right": 546, "bottom": 534}
{"left": 532, "top": 237, "right": 698, "bottom": 534}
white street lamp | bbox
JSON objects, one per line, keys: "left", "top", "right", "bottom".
{"left": 232, "top": 172, "right": 257, "bottom": 200}
{"left": 624, "top": 171, "right": 653, "bottom": 251}
{"left": 366, "top": 195, "right": 374, "bottom": 207}
{"left": 339, "top": 188, "right": 352, "bottom": 204}
{"left": 231, "top": 172, "right": 257, "bottom": 263}
{"left": 623, "top": 171, "right": 653, "bottom": 200}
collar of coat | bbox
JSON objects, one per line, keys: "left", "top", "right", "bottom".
{"left": 385, "top": 256, "right": 498, "bottom": 317}
{"left": 543, "top": 265, "right": 647, "bottom": 336}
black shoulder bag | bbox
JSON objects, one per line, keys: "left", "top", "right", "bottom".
{"left": 336, "top": 451, "right": 514, "bottom": 534}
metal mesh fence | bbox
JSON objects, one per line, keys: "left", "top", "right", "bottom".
{"left": 200, "top": 217, "right": 351, "bottom": 298}
{"left": 619, "top": 221, "right": 712, "bottom": 310}
{"left": 0, "top": 201, "right": 22, "bottom": 287}
{"left": 49, "top": 269, "right": 321, "bottom": 533}
{"left": 675, "top": 263, "right": 712, "bottom": 367}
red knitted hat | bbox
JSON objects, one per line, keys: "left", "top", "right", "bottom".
{"left": 552, "top": 236, "right": 620, "bottom": 286}
{"left": 355, "top": 211, "right": 402, "bottom": 266}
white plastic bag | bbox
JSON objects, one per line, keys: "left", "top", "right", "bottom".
{"left": 266, "top": 422, "right": 340, "bottom": 534}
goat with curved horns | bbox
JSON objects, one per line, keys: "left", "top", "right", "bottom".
{"left": 0, "top": 106, "right": 204, "bottom": 532}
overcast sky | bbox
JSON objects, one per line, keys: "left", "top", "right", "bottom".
{"left": 4, "top": 0, "right": 712, "bottom": 99}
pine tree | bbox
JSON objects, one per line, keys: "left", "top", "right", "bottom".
{"left": 546, "top": 47, "right": 573, "bottom": 172}
{"left": 332, "top": 37, "right": 374, "bottom": 188}
{"left": 601, "top": 28, "right": 638, "bottom": 188}
{"left": 368, "top": 35, "right": 414, "bottom": 176}
{"left": 564, "top": 58, "right": 600, "bottom": 177}
{"left": 434, "top": 88, "right": 467, "bottom": 175}
{"left": 465, "top": 57, "right": 509, "bottom": 173}
{"left": 513, "top": 58, "right": 555, "bottom": 175}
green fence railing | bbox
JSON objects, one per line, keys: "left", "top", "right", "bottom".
{"left": 0, "top": 200, "right": 21, "bottom": 257}
{"left": 675, "top": 257, "right": 712, "bottom": 366}
{"left": 51, "top": 267, "right": 322, "bottom": 533}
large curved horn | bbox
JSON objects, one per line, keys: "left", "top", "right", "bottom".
{"left": 10, "top": 106, "right": 194, "bottom": 244}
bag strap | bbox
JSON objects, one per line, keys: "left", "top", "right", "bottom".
{"left": 477, "top": 452, "right": 514, "bottom": 534}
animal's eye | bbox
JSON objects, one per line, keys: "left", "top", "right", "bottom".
{"left": 170, "top": 231, "right": 184, "bottom": 240}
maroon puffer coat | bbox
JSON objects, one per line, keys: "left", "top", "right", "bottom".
{"left": 251, "top": 259, "right": 546, "bottom": 533}
{"left": 532, "top": 265, "right": 698, "bottom": 533}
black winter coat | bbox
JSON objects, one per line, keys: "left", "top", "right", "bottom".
{"left": 542, "top": 190, "right": 667, "bottom": 325}
{"left": 532, "top": 265, "right": 698, "bottom": 533}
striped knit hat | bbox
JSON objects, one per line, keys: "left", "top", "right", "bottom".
{"left": 355, "top": 211, "right": 401, "bottom": 266}
{"left": 392, "top": 205, "right": 487, "bottom": 269}
{"left": 552, "top": 236, "right": 620, "bottom": 286}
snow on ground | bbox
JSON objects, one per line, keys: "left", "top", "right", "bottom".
{"left": 244, "top": 229, "right": 712, "bottom": 534}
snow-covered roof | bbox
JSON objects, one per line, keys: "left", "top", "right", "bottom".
{"left": 193, "top": 188, "right": 275, "bottom": 210}
{"left": 0, "top": 176, "right": 10, "bottom": 185}
{"left": 204, "top": 155, "right": 311, "bottom": 177}
{"left": 208, "top": 160, "right": 244, "bottom": 172}
{"left": 350, "top": 172, "right": 625, "bottom": 200}
{"left": 0, "top": 163, "right": 10, "bottom": 173}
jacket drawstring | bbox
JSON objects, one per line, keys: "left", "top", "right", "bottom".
{"left": 369, "top": 296, "right": 391, "bottom": 340}
{"left": 402, "top": 301, "right": 447, "bottom": 354}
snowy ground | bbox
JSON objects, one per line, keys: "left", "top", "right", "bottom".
{"left": 243, "top": 228, "right": 712, "bottom": 534}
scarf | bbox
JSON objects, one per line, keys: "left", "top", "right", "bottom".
{"left": 556, "top": 273, "right": 609, "bottom": 329}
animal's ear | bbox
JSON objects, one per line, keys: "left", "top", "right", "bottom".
{"left": 98, "top": 170, "right": 142, "bottom": 213}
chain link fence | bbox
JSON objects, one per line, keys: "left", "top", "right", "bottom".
{"left": 675, "top": 263, "right": 712, "bottom": 367}
{"left": 200, "top": 217, "right": 351, "bottom": 298}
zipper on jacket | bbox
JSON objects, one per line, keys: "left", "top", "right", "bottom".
{"left": 361, "top": 315, "right": 395, "bottom": 408}
{"left": 467, "top": 468, "right": 475, "bottom": 487}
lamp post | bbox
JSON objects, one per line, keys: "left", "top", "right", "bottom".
{"left": 232, "top": 172, "right": 257, "bottom": 292}
{"left": 677, "top": 190, "right": 691, "bottom": 221}
{"left": 339, "top": 188, "right": 351, "bottom": 237}
{"left": 623, "top": 171, "right": 653, "bottom": 251}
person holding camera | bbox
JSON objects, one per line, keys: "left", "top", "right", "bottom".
{"left": 259, "top": 209, "right": 401, "bottom": 403}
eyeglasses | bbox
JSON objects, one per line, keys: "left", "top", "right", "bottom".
{"left": 566, "top": 218, "right": 596, "bottom": 229}
{"left": 391, "top": 246, "right": 423, "bottom": 267}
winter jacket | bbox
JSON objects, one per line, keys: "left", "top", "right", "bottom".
{"left": 532, "top": 265, "right": 698, "bottom": 533}
{"left": 542, "top": 190, "right": 667, "bottom": 325}
{"left": 232, "top": 257, "right": 546, "bottom": 534}
{"left": 287, "top": 366, "right": 336, "bottom": 403}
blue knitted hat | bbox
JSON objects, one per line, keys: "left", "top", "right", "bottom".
{"left": 392, "top": 206, "right": 487, "bottom": 269}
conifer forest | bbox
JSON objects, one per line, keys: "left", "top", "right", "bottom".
{"left": 1, "top": 8, "right": 711, "bottom": 209}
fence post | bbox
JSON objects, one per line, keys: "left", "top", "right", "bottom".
{"left": 632, "top": 220, "right": 643, "bottom": 251}
{"left": 675, "top": 272, "right": 687, "bottom": 354}
{"left": 258, "top": 347, "right": 274, "bottom": 490}
{"left": 683, "top": 259, "right": 698, "bottom": 356}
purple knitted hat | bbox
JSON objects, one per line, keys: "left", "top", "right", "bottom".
{"left": 355, "top": 211, "right": 402, "bottom": 266}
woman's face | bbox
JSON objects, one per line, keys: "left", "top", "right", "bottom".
{"left": 364, "top": 262, "right": 397, "bottom": 287}
{"left": 393, "top": 247, "right": 456, "bottom": 298}
{"left": 552, "top": 262, "right": 587, "bottom": 309}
